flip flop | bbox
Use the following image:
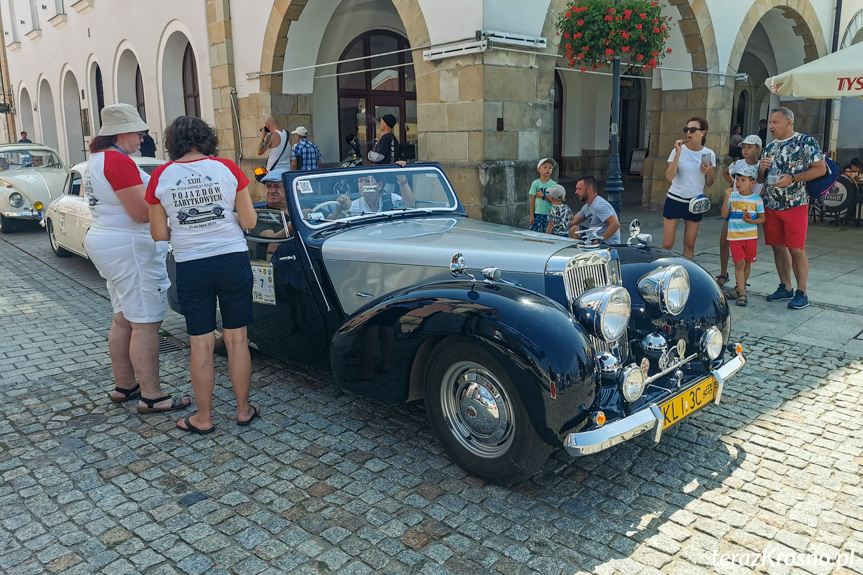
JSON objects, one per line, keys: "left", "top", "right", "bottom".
{"left": 237, "top": 406, "right": 260, "bottom": 427}
{"left": 109, "top": 384, "right": 141, "bottom": 403}
{"left": 137, "top": 395, "right": 192, "bottom": 414}
{"left": 177, "top": 416, "right": 215, "bottom": 435}
{"left": 715, "top": 274, "right": 729, "bottom": 287}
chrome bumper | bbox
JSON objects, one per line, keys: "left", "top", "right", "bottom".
{"left": 2, "top": 210, "right": 40, "bottom": 220}
{"left": 564, "top": 351, "right": 746, "bottom": 456}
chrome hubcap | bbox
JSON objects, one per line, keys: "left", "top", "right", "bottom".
{"left": 439, "top": 361, "right": 514, "bottom": 458}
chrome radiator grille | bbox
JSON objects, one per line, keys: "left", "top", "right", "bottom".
{"left": 563, "top": 251, "right": 628, "bottom": 359}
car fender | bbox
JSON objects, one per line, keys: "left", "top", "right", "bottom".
{"left": 330, "top": 280, "right": 598, "bottom": 446}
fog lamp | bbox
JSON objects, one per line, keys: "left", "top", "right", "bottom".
{"left": 620, "top": 364, "right": 647, "bottom": 402}
{"left": 34, "top": 201, "right": 43, "bottom": 211}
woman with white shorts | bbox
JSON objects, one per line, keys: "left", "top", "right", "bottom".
{"left": 84, "top": 103, "right": 191, "bottom": 413}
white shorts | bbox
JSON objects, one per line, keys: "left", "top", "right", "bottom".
{"left": 85, "top": 229, "right": 170, "bottom": 323}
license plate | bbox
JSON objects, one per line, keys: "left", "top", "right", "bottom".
{"left": 660, "top": 376, "right": 716, "bottom": 429}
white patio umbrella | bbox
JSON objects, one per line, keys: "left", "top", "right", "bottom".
{"left": 765, "top": 42, "right": 863, "bottom": 98}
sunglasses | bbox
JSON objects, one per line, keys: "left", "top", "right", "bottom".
{"left": 683, "top": 127, "right": 702, "bottom": 134}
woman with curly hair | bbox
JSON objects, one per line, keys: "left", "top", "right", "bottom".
{"left": 84, "top": 103, "right": 192, "bottom": 414}
{"left": 146, "top": 117, "right": 258, "bottom": 434}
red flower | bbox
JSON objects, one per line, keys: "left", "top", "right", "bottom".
{"left": 577, "top": 53, "right": 584, "bottom": 59}
{"left": 574, "top": 32, "right": 582, "bottom": 39}
{"left": 667, "top": 47, "right": 673, "bottom": 53}
{"left": 608, "top": 7, "right": 615, "bottom": 12}
{"left": 621, "top": 31, "right": 630, "bottom": 39}
{"left": 623, "top": 9, "right": 631, "bottom": 19}
{"left": 636, "top": 24, "right": 642, "bottom": 30}
{"left": 605, "top": 48, "right": 614, "bottom": 56}
{"left": 604, "top": 14, "right": 613, "bottom": 21}
{"left": 577, "top": 19, "right": 584, "bottom": 26}
{"left": 580, "top": 66, "right": 587, "bottom": 72}
{"left": 652, "top": 50, "right": 659, "bottom": 56}
{"left": 636, "top": 54, "right": 644, "bottom": 61}
{"left": 653, "top": 27, "right": 660, "bottom": 34}
{"left": 649, "top": 58, "right": 657, "bottom": 67}
{"left": 566, "top": 43, "right": 572, "bottom": 50}
{"left": 640, "top": 13, "right": 647, "bottom": 19}
{"left": 622, "top": 46, "right": 630, "bottom": 52}
{"left": 661, "top": 25, "right": 666, "bottom": 31}
{"left": 565, "top": 11, "right": 571, "bottom": 18}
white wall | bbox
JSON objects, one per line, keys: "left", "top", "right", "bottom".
{"left": 4, "top": 0, "right": 211, "bottom": 164}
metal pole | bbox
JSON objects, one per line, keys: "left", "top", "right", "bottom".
{"left": 823, "top": 0, "right": 842, "bottom": 155}
{"left": 605, "top": 54, "right": 624, "bottom": 217}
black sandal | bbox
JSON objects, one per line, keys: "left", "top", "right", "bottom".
{"left": 109, "top": 384, "right": 141, "bottom": 403}
{"left": 177, "top": 416, "right": 215, "bottom": 435}
{"left": 715, "top": 274, "right": 729, "bottom": 287}
{"left": 137, "top": 395, "right": 191, "bottom": 414}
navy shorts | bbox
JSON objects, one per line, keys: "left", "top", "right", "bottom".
{"left": 176, "top": 251, "right": 254, "bottom": 336}
{"left": 663, "top": 198, "right": 703, "bottom": 222}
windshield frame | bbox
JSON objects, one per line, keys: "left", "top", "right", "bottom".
{"left": 287, "top": 165, "right": 461, "bottom": 231}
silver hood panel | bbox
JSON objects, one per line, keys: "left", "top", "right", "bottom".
{"left": 321, "top": 216, "right": 578, "bottom": 314}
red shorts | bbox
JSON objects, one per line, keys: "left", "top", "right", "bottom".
{"left": 763, "top": 205, "right": 808, "bottom": 250}
{"left": 729, "top": 238, "right": 758, "bottom": 263}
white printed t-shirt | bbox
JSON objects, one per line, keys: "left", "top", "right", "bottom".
{"left": 145, "top": 157, "right": 250, "bottom": 263}
{"left": 85, "top": 150, "right": 151, "bottom": 237}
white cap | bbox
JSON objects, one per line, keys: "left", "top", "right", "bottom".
{"left": 741, "top": 134, "right": 762, "bottom": 147}
{"left": 537, "top": 157, "right": 556, "bottom": 169}
{"left": 291, "top": 126, "right": 308, "bottom": 137}
{"left": 546, "top": 184, "right": 566, "bottom": 201}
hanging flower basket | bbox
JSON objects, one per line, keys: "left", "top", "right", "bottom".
{"left": 556, "top": 0, "right": 673, "bottom": 73}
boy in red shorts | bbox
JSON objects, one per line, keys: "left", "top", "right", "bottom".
{"left": 720, "top": 164, "right": 765, "bottom": 306}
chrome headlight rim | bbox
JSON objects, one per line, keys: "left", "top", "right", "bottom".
{"left": 637, "top": 265, "right": 690, "bottom": 316}
{"left": 700, "top": 326, "right": 723, "bottom": 360}
{"left": 574, "top": 286, "right": 631, "bottom": 342}
{"left": 7, "top": 191, "right": 24, "bottom": 208}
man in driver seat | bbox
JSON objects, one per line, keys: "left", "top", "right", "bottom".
{"left": 350, "top": 174, "right": 415, "bottom": 215}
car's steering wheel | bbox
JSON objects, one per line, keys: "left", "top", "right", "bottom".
{"left": 311, "top": 200, "right": 341, "bottom": 219}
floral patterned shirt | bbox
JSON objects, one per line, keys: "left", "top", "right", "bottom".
{"left": 762, "top": 133, "right": 824, "bottom": 210}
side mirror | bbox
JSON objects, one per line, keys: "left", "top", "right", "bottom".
{"left": 629, "top": 219, "right": 641, "bottom": 239}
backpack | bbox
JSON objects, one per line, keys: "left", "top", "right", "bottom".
{"left": 806, "top": 155, "right": 840, "bottom": 200}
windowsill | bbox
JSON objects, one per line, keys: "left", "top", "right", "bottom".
{"left": 48, "top": 13, "right": 68, "bottom": 28}
{"left": 70, "top": 0, "right": 94, "bottom": 14}
{"left": 25, "top": 29, "right": 42, "bottom": 41}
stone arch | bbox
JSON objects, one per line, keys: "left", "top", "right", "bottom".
{"left": 114, "top": 42, "right": 143, "bottom": 108}
{"left": 726, "top": 0, "right": 827, "bottom": 77}
{"left": 259, "top": 0, "right": 431, "bottom": 95}
{"left": 37, "top": 77, "right": 60, "bottom": 152}
{"left": 60, "top": 67, "right": 86, "bottom": 165}
{"left": 17, "top": 84, "right": 35, "bottom": 139}
{"left": 156, "top": 21, "right": 203, "bottom": 125}
{"left": 840, "top": 8, "right": 863, "bottom": 48}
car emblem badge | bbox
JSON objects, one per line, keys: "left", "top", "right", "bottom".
{"left": 676, "top": 339, "right": 686, "bottom": 357}
{"left": 466, "top": 406, "right": 478, "bottom": 419}
{"left": 640, "top": 358, "right": 650, "bottom": 374}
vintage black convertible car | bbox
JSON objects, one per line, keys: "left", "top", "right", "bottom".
{"left": 168, "top": 164, "right": 745, "bottom": 483}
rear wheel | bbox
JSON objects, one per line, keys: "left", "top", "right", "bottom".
{"left": 0, "top": 214, "right": 18, "bottom": 234}
{"left": 424, "top": 339, "right": 553, "bottom": 484}
{"left": 46, "top": 220, "right": 71, "bottom": 257}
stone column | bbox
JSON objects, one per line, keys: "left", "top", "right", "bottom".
{"left": 206, "top": 0, "right": 240, "bottom": 165}
{"left": 416, "top": 50, "right": 556, "bottom": 226}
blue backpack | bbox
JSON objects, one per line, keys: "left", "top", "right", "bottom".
{"left": 806, "top": 156, "right": 840, "bottom": 200}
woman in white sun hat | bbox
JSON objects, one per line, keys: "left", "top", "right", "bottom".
{"left": 84, "top": 103, "right": 192, "bottom": 414}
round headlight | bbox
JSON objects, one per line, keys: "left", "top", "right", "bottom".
{"left": 700, "top": 327, "right": 723, "bottom": 360}
{"left": 620, "top": 364, "right": 646, "bottom": 402}
{"left": 8, "top": 192, "right": 24, "bottom": 208}
{"left": 574, "top": 286, "right": 632, "bottom": 342}
{"left": 637, "top": 265, "right": 690, "bottom": 316}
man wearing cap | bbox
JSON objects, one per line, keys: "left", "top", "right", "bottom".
{"left": 257, "top": 116, "right": 292, "bottom": 173}
{"left": 569, "top": 175, "right": 621, "bottom": 243}
{"left": 290, "top": 127, "right": 322, "bottom": 172}
{"left": 368, "top": 114, "right": 398, "bottom": 165}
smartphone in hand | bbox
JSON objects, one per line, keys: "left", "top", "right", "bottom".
{"left": 701, "top": 152, "right": 711, "bottom": 167}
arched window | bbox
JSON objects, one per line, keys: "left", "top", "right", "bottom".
{"left": 135, "top": 65, "right": 146, "bottom": 122}
{"left": 736, "top": 91, "right": 748, "bottom": 128}
{"left": 182, "top": 44, "right": 200, "bottom": 118}
{"left": 337, "top": 31, "right": 416, "bottom": 160}
{"left": 94, "top": 65, "right": 105, "bottom": 127}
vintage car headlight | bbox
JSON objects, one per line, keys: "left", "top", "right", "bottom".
{"left": 620, "top": 364, "right": 647, "bottom": 402}
{"left": 8, "top": 192, "right": 24, "bottom": 208}
{"left": 574, "top": 286, "right": 631, "bottom": 342}
{"left": 700, "top": 327, "right": 723, "bottom": 360}
{"left": 637, "top": 266, "right": 690, "bottom": 316}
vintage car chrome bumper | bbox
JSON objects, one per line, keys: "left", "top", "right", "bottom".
{"left": 2, "top": 210, "right": 40, "bottom": 220}
{"left": 563, "top": 351, "right": 746, "bottom": 456}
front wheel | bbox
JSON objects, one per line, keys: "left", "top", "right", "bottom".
{"left": 46, "top": 220, "right": 71, "bottom": 257}
{"left": 424, "top": 339, "right": 553, "bottom": 484}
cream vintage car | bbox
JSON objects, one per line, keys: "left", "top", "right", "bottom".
{"left": 0, "top": 143, "right": 67, "bottom": 233}
{"left": 41, "top": 156, "right": 165, "bottom": 257}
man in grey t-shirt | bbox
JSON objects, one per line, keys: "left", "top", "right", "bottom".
{"left": 570, "top": 175, "right": 621, "bottom": 243}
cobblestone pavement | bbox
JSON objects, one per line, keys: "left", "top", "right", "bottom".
{"left": 2, "top": 223, "right": 863, "bottom": 575}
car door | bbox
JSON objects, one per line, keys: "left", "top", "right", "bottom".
{"left": 244, "top": 209, "right": 330, "bottom": 365}
{"left": 64, "top": 171, "right": 88, "bottom": 254}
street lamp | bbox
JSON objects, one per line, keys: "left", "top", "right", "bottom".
{"left": 605, "top": 0, "right": 624, "bottom": 218}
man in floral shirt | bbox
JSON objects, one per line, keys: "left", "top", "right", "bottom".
{"left": 757, "top": 107, "right": 826, "bottom": 310}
